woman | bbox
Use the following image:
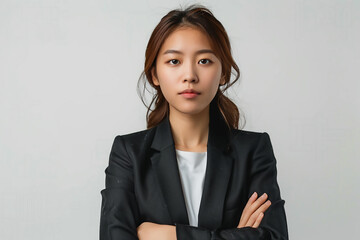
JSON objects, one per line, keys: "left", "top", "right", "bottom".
{"left": 100, "top": 4, "right": 288, "bottom": 240}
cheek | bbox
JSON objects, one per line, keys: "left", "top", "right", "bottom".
{"left": 158, "top": 80, "right": 176, "bottom": 102}
{"left": 205, "top": 70, "right": 222, "bottom": 91}
{"left": 156, "top": 66, "right": 176, "bottom": 84}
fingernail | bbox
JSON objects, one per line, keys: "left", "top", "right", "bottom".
{"left": 252, "top": 192, "right": 257, "bottom": 198}
{"left": 261, "top": 193, "right": 267, "bottom": 198}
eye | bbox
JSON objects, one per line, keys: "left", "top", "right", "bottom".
{"left": 199, "top": 59, "right": 212, "bottom": 65}
{"left": 168, "top": 59, "right": 180, "bottom": 65}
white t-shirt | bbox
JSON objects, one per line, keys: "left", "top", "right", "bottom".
{"left": 175, "top": 149, "right": 207, "bottom": 227}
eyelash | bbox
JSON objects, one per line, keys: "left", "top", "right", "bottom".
{"left": 167, "top": 59, "right": 213, "bottom": 65}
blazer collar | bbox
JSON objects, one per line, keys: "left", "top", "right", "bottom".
{"left": 150, "top": 101, "right": 234, "bottom": 229}
{"left": 150, "top": 99, "right": 232, "bottom": 152}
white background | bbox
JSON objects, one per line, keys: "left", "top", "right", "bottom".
{"left": 1, "top": 0, "right": 359, "bottom": 239}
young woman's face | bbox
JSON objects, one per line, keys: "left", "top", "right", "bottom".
{"left": 152, "top": 26, "right": 224, "bottom": 116}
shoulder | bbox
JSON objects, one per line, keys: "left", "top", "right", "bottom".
{"left": 113, "top": 127, "right": 155, "bottom": 143}
{"left": 117, "top": 127, "right": 153, "bottom": 139}
{"left": 231, "top": 128, "right": 270, "bottom": 139}
{"left": 230, "top": 129, "right": 272, "bottom": 149}
{"left": 111, "top": 127, "right": 157, "bottom": 151}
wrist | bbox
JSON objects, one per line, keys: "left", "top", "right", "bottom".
{"left": 166, "top": 225, "right": 176, "bottom": 240}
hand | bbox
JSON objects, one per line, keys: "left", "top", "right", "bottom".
{"left": 237, "top": 192, "right": 271, "bottom": 228}
{"left": 137, "top": 222, "right": 176, "bottom": 240}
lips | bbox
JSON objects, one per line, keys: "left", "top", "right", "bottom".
{"left": 179, "top": 89, "right": 200, "bottom": 94}
{"left": 179, "top": 89, "right": 200, "bottom": 99}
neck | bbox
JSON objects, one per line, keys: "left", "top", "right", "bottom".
{"left": 169, "top": 106, "right": 209, "bottom": 152}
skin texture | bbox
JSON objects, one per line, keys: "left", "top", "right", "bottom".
{"left": 151, "top": 26, "right": 224, "bottom": 153}
{"left": 137, "top": 26, "right": 272, "bottom": 239}
{"left": 152, "top": 26, "right": 224, "bottom": 116}
{"left": 237, "top": 192, "right": 271, "bottom": 228}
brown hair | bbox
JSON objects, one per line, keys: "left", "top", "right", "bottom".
{"left": 137, "top": 4, "right": 245, "bottom": 129}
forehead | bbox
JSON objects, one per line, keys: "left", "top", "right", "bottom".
{"left": 159, "top": 27, "right": 213, "bottom": 54}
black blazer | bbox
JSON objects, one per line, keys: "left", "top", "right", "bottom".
{"left": 100, "top": 105, "right": 288, "bottom": 240}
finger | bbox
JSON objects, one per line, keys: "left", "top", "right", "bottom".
{"left": 244, "top": 192, "right": 258, "bottom": 211}
{"left": 246, "top": 200, "right": 271, "bottom": 227}
{"left": 253, "top": 199, "right": 271, "bottom": 218}
{"left": 252, "top": 212, "right": 264, "bottom": 228}
{"left": 239, "top": 193, "right": 268, "bottom": 227}
{"left": 238, "top": 192, "right": 258, "bottom": 227}
{"left": 240, "top": 192, "right": 258, "bottom": 218}
{"left": 249, "top": 193, "right": 269, "bottom": 213}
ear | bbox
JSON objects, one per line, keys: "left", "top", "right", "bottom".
{"left": 151, "top": 68, "right": 160, "bottom": 86}
{"left": 220, "top": 75, "right": 226, "bottom": 85}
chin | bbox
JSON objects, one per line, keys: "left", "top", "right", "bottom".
{"left": 173, "top": 106, "right": 210, "bottom": 116}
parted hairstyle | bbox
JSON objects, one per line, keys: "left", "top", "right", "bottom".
{"left": 137, "top": 4, "right": 245, "bottom": 130}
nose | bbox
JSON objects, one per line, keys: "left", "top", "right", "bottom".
{"left": 182, "top": 62, "right": 198, "bottom": 84}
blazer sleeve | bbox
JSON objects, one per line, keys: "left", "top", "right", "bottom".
{"left": 99, "top": 135, "right": 141, "bottom": 240}
{"left": 175, "top": 132, "right": 289, "bottom": 240}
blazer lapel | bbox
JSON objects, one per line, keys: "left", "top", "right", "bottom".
{"left": 150, "top": 102, "right": 234, "bottom": 229}
{"left": 150, "top": 116, "right": 189, "bottom": 225}
{"left": 198, "top": 102, "right": 234, "bottom": 229}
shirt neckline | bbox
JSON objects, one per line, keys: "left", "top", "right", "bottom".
{"left": 175, "top": 149, "right": 207, "bottom": 154}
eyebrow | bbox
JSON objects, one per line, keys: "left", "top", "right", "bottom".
{"left": 162, "top": 49, "right": 215, "bottom": 55}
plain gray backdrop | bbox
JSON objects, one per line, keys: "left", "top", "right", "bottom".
{"left": 1, "top": 0, "right": 359, "bottom": 239}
